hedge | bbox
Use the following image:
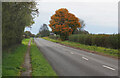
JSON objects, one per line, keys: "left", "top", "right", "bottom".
{"left": 69, "top": 34, "right": 119, "bottom": 49}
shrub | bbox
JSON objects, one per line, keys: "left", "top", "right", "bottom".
{"left": 49, "top": 35, "right": 60, "bottom": 40}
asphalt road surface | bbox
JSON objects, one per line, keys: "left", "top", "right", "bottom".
{"left": 34, "top": 38, "right": 118, "bottom": 76}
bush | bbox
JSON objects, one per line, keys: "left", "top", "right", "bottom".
{"left": 49, "top": 35, "right": 60, "bottom": 40}
{"left": 69, "top": 34, "right": 119, "bottom": 49}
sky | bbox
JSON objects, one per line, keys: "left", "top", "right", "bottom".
{"left": 25, "top": 0, "right": 119, "bottom": 34}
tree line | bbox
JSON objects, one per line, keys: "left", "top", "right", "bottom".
{"left": 2, "top": 2, "right": 38, "bottom": 49}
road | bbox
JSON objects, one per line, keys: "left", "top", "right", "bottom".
{"left": 34, "top": 38, "right": 118, "bottom": 76}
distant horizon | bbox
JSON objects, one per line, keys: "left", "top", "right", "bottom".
{"left": 25, "top": 1, "right": 118, "bottom": 35}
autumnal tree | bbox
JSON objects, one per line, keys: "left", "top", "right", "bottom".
{"left": 49, "top": 8, "right": 81, "bottom": 40}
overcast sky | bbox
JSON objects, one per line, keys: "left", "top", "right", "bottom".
{"left": 25, "top": 0, "right": 119, "bottom": 34}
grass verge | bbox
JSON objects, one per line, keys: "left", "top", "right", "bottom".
{"left": 43, "top": 37, "right": 118, "bottom": 58}
{"left": 30, "top": 40, "right": 57, "bottom": 76}
{"left": 2, "top": 39, "right": 30, "bottom": 76}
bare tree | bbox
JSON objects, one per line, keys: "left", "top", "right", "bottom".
{"left": 78, "top": 18, "right": 85, "bottom": 30}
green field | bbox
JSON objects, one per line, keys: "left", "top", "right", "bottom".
{"left": 43, "top": 37, "right": 118, "bottom": 58}
{"left": 2, "top": 39, "right": 30, "bottom": 76}
{"left": 30, "top": 40, "right": 57, "bottom": 76}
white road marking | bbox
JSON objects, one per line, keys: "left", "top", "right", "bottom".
{"left": 71, "top": 52, "right": 74, "bottom": 54}
{"left": 102, "top": 65, "right": 115, "bottom": 71}
{"left": 82, "top": 57, "right": 88, "bottom": 60}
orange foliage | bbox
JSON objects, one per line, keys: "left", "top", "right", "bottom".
{"left": 49, "top": 8, "right": 81, "bottom": 40}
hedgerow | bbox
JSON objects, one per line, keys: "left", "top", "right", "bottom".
{"left": 69, "top": 34, "right": 119, "bottom": 49}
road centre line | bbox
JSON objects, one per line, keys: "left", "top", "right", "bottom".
{"left": 69, "top": 51, "right": 115, "bottom": 71}
{"left": 82, "top": 57, "right": 88, "bottom": 60}
{"left": 102, "top": 65, "right": 115, "bottom": 71}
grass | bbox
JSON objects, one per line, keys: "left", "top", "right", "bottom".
{"left": 30, "top": 40, "right": 57, "bottom": 76}
{"left": 43, "top": 37, "right": 118, "bottom": 58}
{"left": 2, "top": 39, "right": 30, "bottom": 76}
